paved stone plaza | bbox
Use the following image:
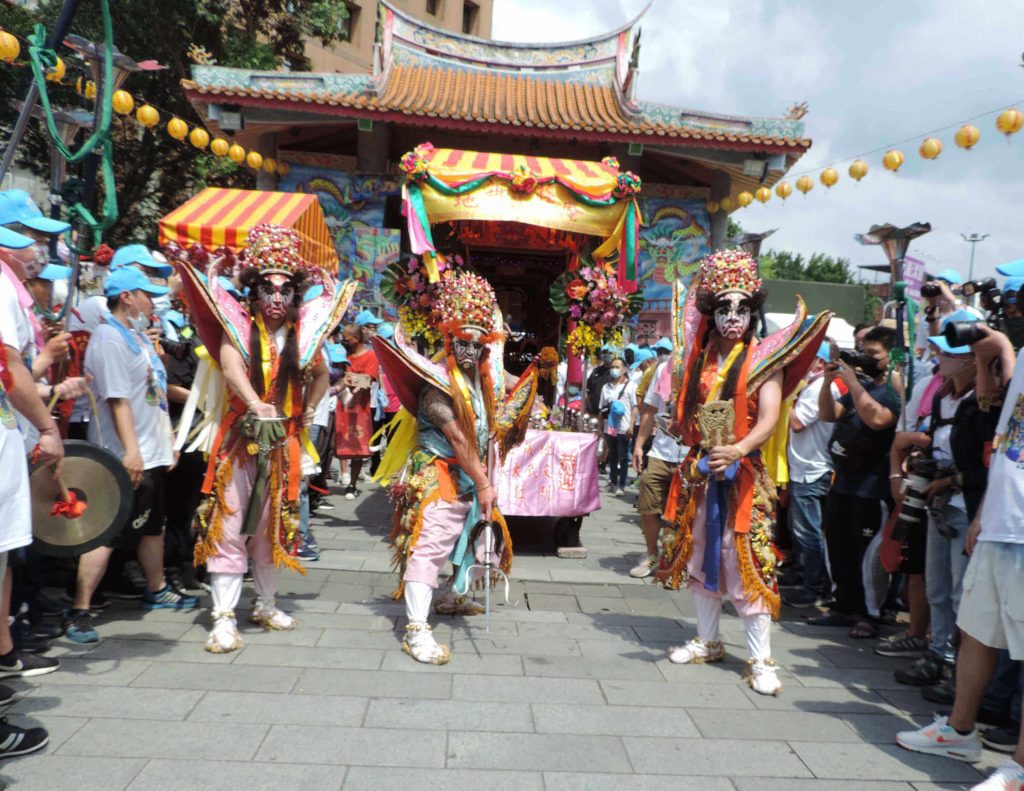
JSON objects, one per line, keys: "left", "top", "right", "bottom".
{"left": 2, "top": 486, "right": 1003, "bottom": 790}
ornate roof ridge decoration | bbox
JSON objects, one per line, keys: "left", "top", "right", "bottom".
{"left": 382, "top": 0, "right": 651, "bottom": 67}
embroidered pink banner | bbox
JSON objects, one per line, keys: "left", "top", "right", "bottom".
{"left": 496, "top": 429, "right": 601, "bottom": 517}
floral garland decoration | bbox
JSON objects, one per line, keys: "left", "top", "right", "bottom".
{"left": 613, "top": 170, "right": 642, "bottom": 199}
{"left": 509, "top": 164, "right": 538, "bottom": 194}
{"left": 380, "top": 251, "right": 465, "bottom": 343}
{"left": 398, "top": 142, "right": 434, "bottom": 182}
{"left": 550, "top": 253, "right": 643, "bottom": 356}
{"left": 601, "top": 155, "right": 620, "bottom": 170}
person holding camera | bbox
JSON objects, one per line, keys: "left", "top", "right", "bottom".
{"left": 888, "top": 310, "right": 989, "bottom": 688}
{"left": 919, "top": 269, "right": 965, "bottom": 342}
{"left": 999, "top": 276, "right": 1024, "bottom": 351}
{"left": 813, "top": 326, "right": 900, "bottom": 638}
{"left": 895, "top": 325, "right": 1024, "bottom": 789}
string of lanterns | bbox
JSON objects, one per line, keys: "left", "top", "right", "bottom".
{"left": 0, "top": 26, "right": 289, "bottom": 178}
{"left": 706, "top": 103, "right": 1024, "bottom": 214}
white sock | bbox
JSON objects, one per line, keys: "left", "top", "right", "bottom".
{"left": 742, "top": 612, "right": 772, "bottom": 661}
{"left": 405, "top": 580, "right": 434, "bottom": 625}
{"left": 209, "top": 572, "right": 242, "bottom": 614}
{"left": 252, "top": 563, "right": 279, "bottom": 604}
{"left": 694, "top": 593, "right": 722, "bottom": 642}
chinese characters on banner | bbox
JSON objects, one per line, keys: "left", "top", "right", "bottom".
{"left": 495, "top": 430, "right": 601, "bottom": 517}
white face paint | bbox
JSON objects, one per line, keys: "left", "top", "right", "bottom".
{"left": 713, "top": 293, "right": 751, "bottom": 340}
{"left": 453, "top": 329, "right": 485, "bottom": 370}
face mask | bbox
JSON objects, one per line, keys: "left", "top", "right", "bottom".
{"left": 713, "top": 293, "right": 751, "bottom": 340}
{"left": 150, "top": 294, "right": 172, "bottom": 317}
{"left": 567, "top": 385, "right": 580, "bottom": 396}
{"left": 129, "top": 311, "right": 151, "bottom": 332}
{"left": 937, "top": 355, "right": 971, "bottom": 378}
{"left": 609, "top": 366, "right": 624, "bottom": 378}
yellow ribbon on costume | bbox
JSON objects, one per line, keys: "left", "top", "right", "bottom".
{"left": 706, "top": 342, "right": 746, "bottom": 402}
{"left": 373, "top": 407, "right": 418, "bottom": 483}
{"left": 762, "top": 395, "right": 793, "bottom": 486}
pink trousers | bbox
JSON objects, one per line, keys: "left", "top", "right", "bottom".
{"left": 206, "top": 453, "right": 274, "bottom": 575}
{"left": 685, "top": 491, "right": 770, "bottom": 617}
{"left": 404, "top": 497, "right": 471, "bottom": 589}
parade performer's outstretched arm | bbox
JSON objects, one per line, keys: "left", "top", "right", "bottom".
{"left": 421, "top": 385, "right": 496, "bottom": 516}
{"left": 707, "top": 370, "right": 782, "bottom": 474}
{"left": 220, "top": 338, "right": 277, "bottom": 419}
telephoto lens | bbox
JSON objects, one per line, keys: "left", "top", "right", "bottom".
{"left": 920, "top": 283, "right": 942, "bottom": 299}
{"left": 943, "top": 321, "right": 985, "bottom": 348}
{"left": 961, "top": 277, "right": 997, "bottom": 297}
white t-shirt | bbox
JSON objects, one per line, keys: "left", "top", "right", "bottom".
{"left": 600, "top": 376, "right": 636, "bottom": 435}
{"left": 643, "top": 361, "right": 689, "bottom": 464}
{"left": 787, "top": 377, "right": 835, "bottom": 484}
{"left": 85, "top": 322, "right": 173, "bottom": 470}
{"left": 68, "top": 294, "right": 110, "bottom": 424}
{"left": 0, "top": 274, "right": 35, "bottom": 552}
{"left": 312, "top": 349, "right": 333, "bottom": 428}
{"left": 979, "top": 352, "right": 1024, "bottom": 543}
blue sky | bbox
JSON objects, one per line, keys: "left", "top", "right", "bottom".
{"left": 493, "top": 0, "right": 1024, "bottom": 283}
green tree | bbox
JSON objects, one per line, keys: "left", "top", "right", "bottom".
{"left": 758, "top": 249, "right": 857, "bottom": 285}
{"left": 4, "top": 1, "right": 350, "bottom": 246}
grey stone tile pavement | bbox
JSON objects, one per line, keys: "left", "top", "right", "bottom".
{"left": 1, "top": 484, "right": 1004, "bottom": 789}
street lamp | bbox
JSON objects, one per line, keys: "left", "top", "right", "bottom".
{"left": 961, "top": 233, "right": 989, "bottom": 281}
{"left": 854, "top": 222, "right": 932, "bottom": 294}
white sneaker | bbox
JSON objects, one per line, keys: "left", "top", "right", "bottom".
{"left": 615, "top": 487, "right": 625, "bottom": 496}
{"left": 745, "top": 658, "right": 783, "bottom": 696}
{"left": 896, "top": 715, "right": 982, "bottom": 762}
{"left": 667, "top": 638, "right": 725, "bottom": 664}
{"left": 340, "top": 472, "right": 351, "bottom": 487}
{"left": 629, "top": 554, "right": 658, "bottom": 578}
{"left": 973, "top": 760, "right": 1024, "bottom": 790}
{"left": 249, "top": 598, "right": 297, "bottom": 631}
{"left": 402, "top": 622, "right": 450, "bottom": 665}
{"left": 204, "top": 611, "right": 244, "bottom": 654}
{"left": 434, "top": 591, "right": 485, "bottom": 616}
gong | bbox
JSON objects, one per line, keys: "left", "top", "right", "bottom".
{"left": 30, "top": 440, "right": 133, "bottom": 557}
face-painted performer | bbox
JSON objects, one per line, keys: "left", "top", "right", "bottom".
{"left": 372, "top": 269, "right": 537, "bottom": 665}
{"left": 173, "top": 224, "right": 355, "bottom": 653}
{"left": 655, "top": 249, "right": 831, "bottom": 695}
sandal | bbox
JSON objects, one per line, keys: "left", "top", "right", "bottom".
{"left": 849, "top": 618, "right": 879, "bottom": 639}
{"left": 805, "top": 611, "right": 855, "bottom": 627}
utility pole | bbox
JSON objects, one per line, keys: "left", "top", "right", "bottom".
{"left": 961, "top": 232, "right": 989, "bottom": 281}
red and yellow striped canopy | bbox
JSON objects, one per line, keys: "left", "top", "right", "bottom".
{"left": 158, "top": 188, "right": 338, "bottom": 273}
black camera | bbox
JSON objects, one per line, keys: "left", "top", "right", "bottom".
{"left": 159, "top": 335, "right": 193, "bottom": 361}
{"left": 892, "top": 454, "right": 940, "bottom": 540}
{"left": 943, "top": 321, "right": 985, "bottom": 348}
{"left": 838, "top": 349, "right": 881, "bottom": 378}
{"left": 961, "top": 277, "right": 997, "bottom": 297}
{"left": 920, "top": 283, "right": 943, "bottom": 299}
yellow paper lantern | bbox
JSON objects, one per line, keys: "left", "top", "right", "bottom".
{"left": 755, "top": 187, "right": 771, "bottom": 204}
{"left": 737, "top": 191, "right": 754, "bottom": 208}
{"left": 167, "top": 117, "right": 188, "bottom": 141}
{"left": 228, "top": 144, "right": 246, "bottom": 164}
{"left": 245, "top": 151, "right": 264, "bottom": 170}
{"left": 719, "top": 196, "right": 735, "bottom": 212}
{"left": 262, "top": 157, "right": 277, "bottom": 174}
{"left": 883, "top": 149, "right": 905, "bottom": 172}
{"left": 706, "top": 200, "right": 720, "bottom": 214}
{"left": 919, "top": 137, "right": 943, "bottom": 160}
{"left": 135, "top": 104, "right": 160, "bottom": 128}
{"left": 189, "top": 127, "right": 210, "bottom": 149}
{"left": 0, "top": 30, "right": 20, "bottom": 63}
{"left": 820, "top": 167, "right": 839, "bottom": 188}
{"left": 276, "top": 161, "right": 290, "bottom": 177}
{"left": 112, "top": 89, "right": 134, "bottom": 115}
{"left": 83, "top": 80, "right": 96, "bottom": 100}
{"left": 45, "top": 56, "right": 65, "bottom": 83}
{"left": 775, "top": 181, "right": 792, "bottom": 200}
{"left": 210, "top": 138, "right": 230, "bottom": 157}
{"left": 848, "top": 159, "right": 869, "bottom": 181}
{"left": 954, "top": 124, "right": 980, "bottom": 150}
{"left": 796, "top": 175, "right": 814, "bottom": 194}
{"left": 996, "top": 108, "right": 1023, "bottom": 137}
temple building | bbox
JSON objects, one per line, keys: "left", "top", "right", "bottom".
{"left": 182, "top": 0, "right": 810, "bottom": 340}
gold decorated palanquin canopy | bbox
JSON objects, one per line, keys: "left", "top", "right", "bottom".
{"left": 158, "top": 187, "right": 338, "bottom": 273}
{"left": 400, "top": 144, "right": 642, "bottom": 291}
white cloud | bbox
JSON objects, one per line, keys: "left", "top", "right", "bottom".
{"left": 491, "top": 0, "right": 1024, "bottom": 283}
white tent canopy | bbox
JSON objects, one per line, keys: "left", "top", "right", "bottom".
{"left": 764, "top": 313, "right": 856, "bottom": 350}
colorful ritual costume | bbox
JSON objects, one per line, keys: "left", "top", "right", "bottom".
{"left": 372, "top": 269, "right": 537, "bottom": 664}
{"left": 654, "top": 249, "right": 830, "bottom": 693}
{"left": 172, "top": 223, "right": 356, "bottom": 652}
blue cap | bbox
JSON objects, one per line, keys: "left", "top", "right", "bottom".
{"left": 816, "top": 340, "right": 831, "bottom": 362}
{"left": 355, "top": 308, "right": 383, "bottom": 326}
{"left": 654, "top": 337, "right": 673, "bottom": 352}
{"left": 103, "top": 266, "right": 170, "bottom": 298}
{"left": 929, "top": 268, "right": 962, "bottom": 285}
{"left": 326, "top": 342, "right": 348, "bottom": 364}
{"left": 0, "top": 224, "right": 34, "bottom": 249}
{"left": 0, "top": 189, "right": 70, "bottom": 235}
{"left": 999, "top": 259, "right": 1024, "bottom": 277}
{"left": 35, "top": 263, "right": 73, "bottom": 281}
{"left": 163, "top": 309, "right": 187, "bottom": 329}
{"left": 1004, "top": 276, "right": 1024, "bottom": 293}
{"left": 216, "top": 276, "right": 242, "bottom": 298}
{"left": 928, "top": 308, "right": 979, "bottom": 355}
{"left": 630, "top": 348, "right": 656, "bottom": 370}
{"left": 625, "top": 342, "right": 640, "bottom": 354}
{"left": 599, "top": 344, "right": 614, "bottom": 353}
{"left": 112, "top": 244, "right": 173, "bottom": 277}
{"left": 377, "top": 322, "right": 395, "bottom": 339}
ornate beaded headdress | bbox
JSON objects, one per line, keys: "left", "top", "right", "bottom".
{"left": 697, "top": 249, "right": 762, "bottom": 299}
{"left": 242, "top": 223, "right": 310, "bottom": 277}
{"left": 432, "top": 270, "right": 502, "bottom": 339}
